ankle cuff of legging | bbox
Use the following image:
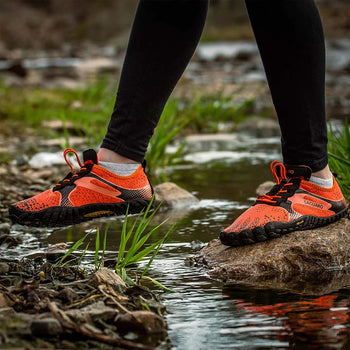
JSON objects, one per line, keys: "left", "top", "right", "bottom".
{"left": 284, "top": 155, "right": 328, "bottom": 173}
{"left": 100, "top": 140, "right": 144, "bottom": 164}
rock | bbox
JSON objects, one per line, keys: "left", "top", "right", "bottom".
{"left": 154, "top": 182, "right": 199, "bottom": 210}
{"left": 42, "top": 120, "right": 85, "bottom": 136}
{"left": 115, "top": 311, "right": 166, "bottom": 334}
{"left": 237, "top": 117, "right": 281, "bottom": 138}
{"left": 0, "top": 235, "right": 20, "bottom": 248}
{"left": 34, "top": 170, "right": 54, "bottom": 180}
{"left": 45, "top": 243, "right": 67, "bottom": 252}
{"left": 195, "top": 218, "right": 350, "bottom": 282}
{"left": 37, "top": 137, "right": 86, "bottom": 149}
{"left": 0, "top": 262, "right": 10, "bottom": 274}
{"left": 65, "top": 300, "right": 118, "bottom": 323}
{"left": 0, "top": 224, "right": 10, "bottom": 235}
{"left": 256, "top": 181, "right": 275, "bottom": 196}
{"left": 197, "top": 41, "right": 258, "bottom": 61}
{"left": 326, "top": 39, "right": 350, "bottom": 72}
{"left": 90, "top": 268, "right": 126, "bottom": 291}
{"left": 29, "top": 152, "right": 68, "bottom": 169}
{"left": 77, "top": 57, "right": 118, "bottom": 78}
{"left": 45, "top": 250, "right": 66, "bottom": 263}
{"left": 183, "top": 133, "right": 244, "bottom": 152}
{"left": 0, "top": 291, "right": 13, "bottom": 307}
{"left": 0, "top": 307, "right": 15, "bottom": 316}
{"left": 31, "top": 318, "right": 63, "bottom": 337}
{"left": 56, "top": 287, "right": 79, "bottom": 303}
{"left": 6, "top": 60, "right": 27, "bottom": 77}
{"left": 16, "top": 154, "right": 29, "bottom": 166}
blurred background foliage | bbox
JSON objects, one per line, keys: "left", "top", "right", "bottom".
{"left": 0, "top": 0, "right": 349, "bottom": 51}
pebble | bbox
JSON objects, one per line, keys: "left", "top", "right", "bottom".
{"left": 0, "top": 223, "right": 10, "bottom": 235}
{"left": 57, "top": 287, "right": 79, "bottom": 303}
{"left": 0, "top": 262, "right": 10, "bottom": 274}
{"left": 31, "top": 318, "right": 63, "bottom": 337}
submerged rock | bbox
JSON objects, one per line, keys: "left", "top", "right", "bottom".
{"left": 195, "top": 218, "right": 350, "bottom": 282}
{"left": 154, "top": 182, "right": 199, "bottom": 210}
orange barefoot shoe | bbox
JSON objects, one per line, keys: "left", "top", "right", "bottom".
{"left": 9, "top": 148, "right": 153, "bottom": 227}
{"left": 220, "top": 161, "right": 348, "bottom": 247}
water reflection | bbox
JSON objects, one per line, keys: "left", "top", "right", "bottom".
{"left": 223, "top": 286, "right": 349, "bottom": 349}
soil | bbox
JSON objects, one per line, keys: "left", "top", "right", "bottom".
{"left": 0, "top": 260, "right": 168, "bottom": 349}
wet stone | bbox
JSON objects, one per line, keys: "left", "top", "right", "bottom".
{"left": 115, "top": 311, "right": 167, "bottom": 334}
{"left": 256, "top": 181, "right": 275, "bottom": 196}
{"left": 0, "top": 262, "right": 10, "bottom": 274}
{"left": 45, "top": 250, "right": 66, "bottom": 263}
{"left": 0, "top": 234, "right": 20, "bottom": 248}
{"left": 0, "top": 223, "right": 10, "bottom": 235}
{"left": 195, "top": 218, "right": 350, "bottom": 283}
{"left": 154, "top": 182, "right": 199, "bottom": 210}
{"left": 30, "top": 318, "right": 63, "bottom": 337}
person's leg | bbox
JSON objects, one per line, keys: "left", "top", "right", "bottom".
{"left": 100, "top": 0, "right": 209, "bottom": 164}
{"left": 247, "top": 0, "right": 328, "bottom": 173}
{"left": 221, "top": 0, "right": 347, "bottom": 246}
{"left": 9, "top": 0, "right": 209, "bottom": 227}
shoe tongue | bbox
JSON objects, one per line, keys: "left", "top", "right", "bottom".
{"left": 83, "top": 149, "right": 98, "bottom": 165}
{"left": 285, "top": 164, "right": 312, "bottom": 181}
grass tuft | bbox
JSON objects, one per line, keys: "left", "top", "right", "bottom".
{"left": 328, "top": 119, "right": 350, "bottom": 199}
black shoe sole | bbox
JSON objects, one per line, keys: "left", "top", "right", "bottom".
{"left": 220, "top": 206, "right": 349, "bottom": 247}
{"left": 9, "top": 198, "right": 152, "bottom": 227}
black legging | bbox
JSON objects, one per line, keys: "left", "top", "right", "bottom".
{"left": 101, "top": 0, "right": 327, "bottom": 172}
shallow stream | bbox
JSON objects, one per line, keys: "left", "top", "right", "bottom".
{"left": 7, "top": 132, "right": 350, "bottom": 349}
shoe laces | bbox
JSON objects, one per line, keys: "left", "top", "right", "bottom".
{"left": 256, "top": 161, "right": 301, "bottom": 205}
{"left": 53, "top": 148, "right": 94, "bottom": 190}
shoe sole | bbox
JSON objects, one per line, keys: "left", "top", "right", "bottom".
{"left": 9, "top": 198, "right": 152, "bottom": 227}
{"left": 220, "top": 206, "right": 349, "bottom": 247}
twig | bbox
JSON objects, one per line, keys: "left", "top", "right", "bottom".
{"left": 48, "top": 301, "right": 154, "bottom": 350}
{"left": 65, "top": 293, "right": 103, "bottom": 309}
{"left": 98, "top": 285, "right": 131, "bottom": 314}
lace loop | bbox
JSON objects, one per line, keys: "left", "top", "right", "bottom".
{"left": 54, "top": 148, "right": 92, "bottom": 190}
{"left": 63, "top": 148, "right": 84, "bottom": 173}
{"left": 257, "top": 161, "right": 299, "bottom": 205}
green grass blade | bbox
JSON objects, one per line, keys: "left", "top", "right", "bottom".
{"left": 94, "top": 227, "right": 100, "bottom": 268}
{"left": 55, "top": 233, "right": 89, "bottom": 267}
{"left": 117, "top": 206, "right": 129, "bottom": 265}
{"left": 329, "top": 152, "right": 350, "bottom": 166}
{"left": 77, "top": 241, "right": 90, "bottom": 267}
{"left": 141, "top": 223, "right": 175, "bottom": 277}
{"left": 141, "top": 276, "right": 175, "bottom": 293}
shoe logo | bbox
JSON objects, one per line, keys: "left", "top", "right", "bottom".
{"left": 304, "top": 200, "right": 324, "bottom": 209}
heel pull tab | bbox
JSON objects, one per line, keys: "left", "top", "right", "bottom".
{"left": 83, "top": 149, "right": 98, "bottom": 165}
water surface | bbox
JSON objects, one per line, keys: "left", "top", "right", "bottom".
{"left": 7, "top": 135, "right": 350, "bottom": 349}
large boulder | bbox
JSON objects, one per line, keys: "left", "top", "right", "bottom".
{"left": 195, "top": 218, "right": 350, "bottom": 287}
